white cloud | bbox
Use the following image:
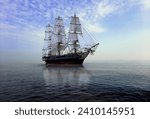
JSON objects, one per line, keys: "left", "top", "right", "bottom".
{"left": 96, "top": 1, "right": 116, "bottom": 18}
{"left": 0, "top": 0, "right": 127, "bottom": 34}
{"left": 77, "top": 1, "right": 120, "bottom": 33}
{"left": 1, "top": 0, "right": 149, "bottom": 35}
{"left": 84, "top": 22, "right": 105, "bottom": 33}
{"left": 140, "top": 0, "right": 150, "bottom": 9}
{"left": 130, "top": 0, "right": 150, "bottom": 9}
{"left": 78, "top": 12, "right": 105, "bottom": 33}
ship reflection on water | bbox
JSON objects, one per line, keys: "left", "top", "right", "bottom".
{"left": 43, "top": 65, "right": 91, "bottom": 87}
{"left": 42, "top": 65, "right": 94, "bottom": 101}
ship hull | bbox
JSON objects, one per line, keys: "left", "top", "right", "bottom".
{"left": 45, "top": 58, "right": 84, "bottom": 64}
{"left": 42, "top": 51, "right": 89, "bottom": 64}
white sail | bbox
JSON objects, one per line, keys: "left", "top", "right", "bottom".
{"left": 69, "top": 24, "right": 82, "bottom": 33}
{"left": 43, "top": 40, "right": 51, "bottom": 49}
{"left": 52, "top": 34, "right": 66, "bottom": 44}
{"left": 54, "top": 16, "right": 65, "bottom": 35}
{"left": 43, "top": 24, "right": 53, "bottom": 56}
{"left": 44, "top": 24, "right": 52, "bottom": 38}
{"left": 68, "top": 33, "right": 78, "bottom": 42}
{"left": 53, "top": 16, "right": 66, "bottom": 44}
{"left": 70, "top": 16, "right": 80, "bottom": 24}
{"left": 68, "top": 14, "right": 82, "bottom": 53}
{"left": 51, "top": 34, "right": 57, "bottom": 44}
{"left": 69, "top": 15, "right": 82, "bottom": 34}
{"left": 55, "top": 17, "right": 63, "bottom": 26}
{"left": 54, "top": 25, "right": 65, "bottom": 35}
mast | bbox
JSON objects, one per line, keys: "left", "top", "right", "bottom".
{"left": 53, "top": 16, "right": 66, "bottom": 55}
{"left": 68, "top": 14, "right": 82, "bottom": 54}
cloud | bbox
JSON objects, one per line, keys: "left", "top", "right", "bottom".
{"left": 129, "top": 0, "right": 150, "bottom": 10}
{"left": 140, "top": 0, "right": 150, "bottom": 9}
{"left": 76, "top": 0, "right": 123, "bottom": 33}
{"left": 0, "top": 22, "right": 44, "bottom": 47}
{"left": 95, "top": 0, "right": 117, "bottom": 18}
{"left": 83, "top": 22, "right": 105, "bottom": 33}
{"left": 0, "top": 0, "right": 149, "bottom": 40}
{"left": 0, "top": 23, "right": 18, "bottom": 30}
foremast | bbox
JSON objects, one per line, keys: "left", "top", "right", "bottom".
{"left": 68, "top": 14, "right": 99, "bottom": 55}
{"left": 68, "top": 14, "right": 82, "bottom": 54}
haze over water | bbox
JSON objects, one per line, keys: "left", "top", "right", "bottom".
{"left": 0, "top": 60, "right": 150, "bottom": 102}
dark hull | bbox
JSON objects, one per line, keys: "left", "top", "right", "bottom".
{"left": 42, "top": 52, "right": 89, "bottom": 64}
{"left": 45, "top": 58, "right": 84, "bottom": 64}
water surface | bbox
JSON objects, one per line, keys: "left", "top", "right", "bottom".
{"left": 0, "top": 62, "right": 150, "bottom": 101}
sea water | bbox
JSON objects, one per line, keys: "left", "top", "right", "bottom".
{"left": 0, "top": 61, "right": 150, "bottom": 101}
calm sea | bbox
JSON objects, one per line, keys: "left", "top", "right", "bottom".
{"left": 0, "top": 61, "right": 150, "bottom": 101}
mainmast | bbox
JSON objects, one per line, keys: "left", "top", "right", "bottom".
{"left": 53, "top": 16, "right": 66, "bottom": 55}
{"left": 68, "top": 14, "right": 82, "bottom": 53}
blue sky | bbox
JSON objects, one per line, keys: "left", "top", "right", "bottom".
{"left": 0, "top": 0, "right": 150, "bottom": 62}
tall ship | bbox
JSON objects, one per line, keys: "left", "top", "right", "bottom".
{"left": 42, "top": 14, "right": 99, "bottom": 64}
